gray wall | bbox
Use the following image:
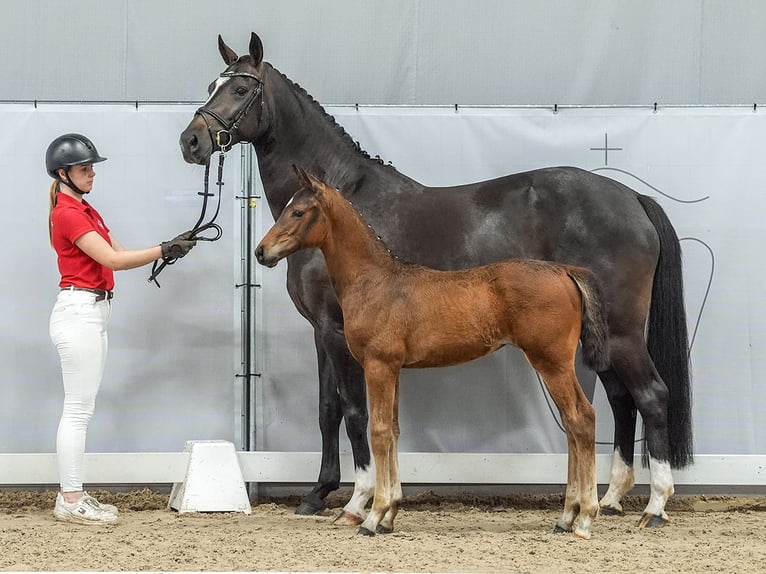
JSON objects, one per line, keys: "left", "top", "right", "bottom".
{"left": 1, "top": 0, "right": 765, "bottom": 105}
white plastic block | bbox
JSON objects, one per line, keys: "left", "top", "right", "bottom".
{"left": 168, "top": 440, "right": 252, "bottom": 514}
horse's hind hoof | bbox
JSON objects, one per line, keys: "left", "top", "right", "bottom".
{"left": 599, "top": 505, "right": 624, "bottom": 517}
{"left": 295, "top": 493, "right": 325, "bottom": 516}
{"left": 637, "top": 512, "right": 668, "bottom": 529}
{"left": 357, "top": 526, "right": 375, "bottom": 536}
{"left": 332, "top": 510, "right": 364, "bottom": 526}
{"left": 553, "top": 525, "right": 570, "bottom": 535}
{"left": 376, "top": 524, "right": 393, "bottom": 535}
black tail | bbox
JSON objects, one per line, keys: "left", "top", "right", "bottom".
{"left": 636, "top": 194, "right": 694, "bottom": 468}
{"left": 567, "top": 269, "right": 610, "bottom": 372}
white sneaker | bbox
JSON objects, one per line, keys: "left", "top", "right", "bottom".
{"left": 54, "top": 492, "right": 118, "bottom": 525}
{"left": 82, "top": 491, "right": 119, "bottom": 515}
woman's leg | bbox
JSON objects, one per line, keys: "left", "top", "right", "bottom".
{"left": 50, "top": 293, "right": 110, "bottom": 497}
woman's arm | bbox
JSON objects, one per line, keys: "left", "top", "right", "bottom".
{"left": 76, "top": 230, "right": 161, "bottom": 271}
{"left": 109, "top": 233, "right": 126, "bottom": 252}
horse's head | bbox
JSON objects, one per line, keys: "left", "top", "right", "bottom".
{"left": 255, "top": 166, "right": 329, "bottom": 267}
{"left": 180, "top": 33, "right": 265, "bottom": 165}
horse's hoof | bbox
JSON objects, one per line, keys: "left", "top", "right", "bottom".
{"left": 295, "top": 493, "right": 325, "bottom": 516}
{"left": 637, "top": 512, "right": 668, "bottom": 529}
{"left": 376, "top": 524, "right": 394, "bottom": 535}
{"left": 573, "top": 528, "right": 592, "bottom": 540}
{"left": 357, "top": 526, "right": 375, "bottom": 536}
{"left": 553, "top": 524, "right": 570, "bottom": 535}
{"left": 332, "top": 510, "right": 364, "bottom": 526}
{"left": 599, "top": 505, "right": 624, "bottom": 517}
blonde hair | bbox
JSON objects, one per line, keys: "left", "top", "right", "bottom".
{"left": 48, "top": 179, "right": 60, "bottom": 247}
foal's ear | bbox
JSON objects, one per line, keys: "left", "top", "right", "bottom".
{"left": 218, "top": 35, "right": 238, "bottom": 65}
{"left": 293, "top": 165, "right": 324, "bottom": 196}
{"left": 249, "top": 32, "right": 264, "bottom": 66}
{"left": 293, "top": 165, "right": 313, "bottom": 191}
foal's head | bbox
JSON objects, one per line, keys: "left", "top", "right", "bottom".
{"left": 255, "top": 166, "right": 330, "bottom": 267}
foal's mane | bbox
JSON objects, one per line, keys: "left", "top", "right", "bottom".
{"left": 311, "top": 179, "right": 403, "bottom": 264}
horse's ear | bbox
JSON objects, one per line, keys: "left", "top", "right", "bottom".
{"left": 249, "top": 32, "right": 264, "bottom": 66}
{"left": 293, "top": 165, "right": 314, "bottom": 191}
{"left": 218, "top": 35, "right": 238, "bottom": 65}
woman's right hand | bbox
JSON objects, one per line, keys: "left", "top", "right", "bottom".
{"left": 161, "top": 231, "right": 197, "bottom": 259}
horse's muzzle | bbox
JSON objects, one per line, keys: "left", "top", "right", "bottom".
{"left": 255, "top": 245, "right": 279, "bottom": 268}
{"left": 179, "top": 122, "right": 213, "bottom": 165}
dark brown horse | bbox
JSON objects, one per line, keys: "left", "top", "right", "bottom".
{"left": 180, "top": 33, "right": 692, "bottom": 529}
{"left": 257, "top": 168, "right": 609, "bottom": 538}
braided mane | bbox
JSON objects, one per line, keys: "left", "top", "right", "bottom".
{"left": 269, "top": 64, "right": 397, "bottom": 172}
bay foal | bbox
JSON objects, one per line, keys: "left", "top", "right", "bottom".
{"left": 256, "top": 168, "right": 610, "bottom": 539}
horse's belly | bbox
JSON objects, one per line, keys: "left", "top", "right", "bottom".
{"left": 404, "top": 338, "right": 504, "bottom": 369}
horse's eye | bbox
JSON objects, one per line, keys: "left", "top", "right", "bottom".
{"left": 292, "top": 209, "right": 304, "bottom": 218}
{"left": 236, "top": 86, "right": 248, "bottom": 96}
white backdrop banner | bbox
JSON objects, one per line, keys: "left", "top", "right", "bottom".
{"left": 3, "top": 104, "right": 762, "bottom": 461}
{"left": 254, "top": 105, "right": 764, "bottom": 457}
{"left": 0, "top": 104, "right": 241, "bottom": 453}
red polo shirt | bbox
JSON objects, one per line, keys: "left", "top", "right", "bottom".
{"left": 51, "top": 192, "right": 115, "bottom": 291}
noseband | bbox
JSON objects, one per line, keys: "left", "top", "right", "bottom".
{"left": 148, "top": 70, "right": 263, "bottom": 287}
{"left": 195, "top": 70, "right": 264, "bottom": 152}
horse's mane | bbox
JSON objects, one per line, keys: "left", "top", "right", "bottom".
{"left": 316, "top": 184, "right": 425, "bottom": 269}
{"left": 269, "top": 64, "right": 397, "bottom": 172}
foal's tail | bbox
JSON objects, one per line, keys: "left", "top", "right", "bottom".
{"left": 566, "top": 269, "right": 610, "bottom": 372}
{"left": 636, "top": 193, "right": 694, "bottom": 469}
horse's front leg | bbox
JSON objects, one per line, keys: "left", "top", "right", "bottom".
{"left": 333, "top": 340, "right": 374, "bottom": 526}
{"left": 295, "top": 337, "right": 343, "bottom": 515}
{"left": 298, "top": 327, "right": 374, "bottom": 524}
{"left": 358, "top": 360, "right": 398, "bottom": 536}
{"left": 377, "top": 376, "right": 402, "bottom": 534}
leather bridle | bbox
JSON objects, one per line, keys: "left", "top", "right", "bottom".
{"left": 195, "top": 70, "right": 264, "bottom": 153}
{"left": 147, "top": 69, "right": 264, "bottom": 287}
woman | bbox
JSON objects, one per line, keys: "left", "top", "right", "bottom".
{"left": 46, "top": 133, "right": 196, "bottom": 525}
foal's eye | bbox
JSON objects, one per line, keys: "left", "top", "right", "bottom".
{"left": 235, "top": 86, "right": 248, "bottom": 95}
{"left": 292, "top": 209, "right": 304, "bottom": 218}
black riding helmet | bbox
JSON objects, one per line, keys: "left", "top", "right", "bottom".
{"left": 45, "top": 133, "right": 107, "bottom": 194}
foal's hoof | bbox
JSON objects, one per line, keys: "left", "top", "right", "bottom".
{"left": 599, "top": 505, "right": 624, "bottom": 517}
{"left": 295, "top": 493, "right": 325, "bottom": 516}
{"left": 376, "top": 524, "right": 394, "bottom": 535}
{"left": 333, "top": 510, "right": 364, "bottom": 527}
{"left": 637, "top": 512, "right": 668, "bottom": 529}
{"left": 553, "top": 525, "right": 570, "bottom": 535}
{"left": 573, "top": 528, "right": 592, "bottom": 540}
{"left": 357, "top": 526, "right": 376, "bottom": 536}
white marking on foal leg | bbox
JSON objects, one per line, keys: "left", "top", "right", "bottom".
{"left": 342, "top": 466, "right": 375, "bottom": 519}
{"left": 599, "top": 449, "right": 635, "bottom": 513}
{"left": 556, "top": 480, "right": 580, "bottom": 532}
{"left": 643, "top": 457, "right": 674, "bottom": 520}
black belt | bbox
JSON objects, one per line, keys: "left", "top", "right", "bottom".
{"left": 61, "top": 286, "right": 114, "bottom": 301}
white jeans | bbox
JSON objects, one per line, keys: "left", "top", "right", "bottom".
{"left": 49, "top": 290, "right": 111, "bottom": 492}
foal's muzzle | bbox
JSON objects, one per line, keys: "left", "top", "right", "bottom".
{"left": 255, "top": 245, "right": 279, "bottom": 268}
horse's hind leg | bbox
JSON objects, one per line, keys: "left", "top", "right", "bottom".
{"left": 533, "top": 364, "right": 598, "bottom": 539}
{"left": 596, "top": 368, "right": 638, "bottom": 516}
{"left": 609, "top": 335, "right": 674, "bottom": 528}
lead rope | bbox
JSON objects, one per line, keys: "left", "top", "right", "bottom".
{"left": 148, "top": 148, "right": 226, "bottom": 287}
